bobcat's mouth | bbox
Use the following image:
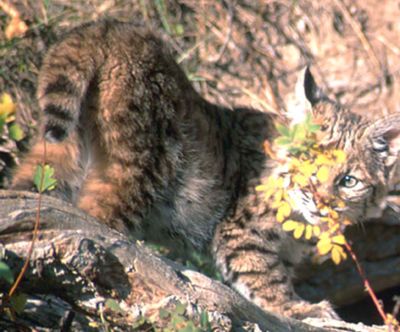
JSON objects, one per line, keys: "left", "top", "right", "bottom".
{"left": 288, "top": 189, "right": 321, "bottom": 225}
{"left": 288, "top": 189, "right": 350, "bottom": 225}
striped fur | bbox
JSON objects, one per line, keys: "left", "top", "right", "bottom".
{"left": 12, "top": 20, "right": 400, "bottom": 319}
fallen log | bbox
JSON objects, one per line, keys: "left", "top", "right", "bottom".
{"left": 0, "top": 190, "right": 396, "bottom": 331}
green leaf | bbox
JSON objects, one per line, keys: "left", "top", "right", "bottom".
{"left": 174, "top": 302, "right": 186, "bottom": 315}
{"left": 0, "top": 115, "right": 6, "bottom": 136}
{"left": 173, "top": 24, "right": 184, "bottom": 36}
{"left": 308, "top": 124, "right": 321, "bottom": 133}
{"left": 10, "top": 293, "right": 27, "bottom": 314}
{"left": 33, "top": 164, "right": 57, "bottom": 193}
{"left": 293, "top": 124, "right": 306, "bottom": 141}
{"left": 304, "top": 112, "right": 312, "bottom": 125}
{"left": 131, "top": 316, "right": 147, "bottom": 329}
{"left": 276, "top": 124, "right": 290, "bottom": 137}
{"left": 303, "top": 112, "right": 320, "bottom": 133}
{"left": 200, "top": 310, "right": 211, "bottom": 330}
{"left": 8, "top": 123, "right": 24, "bottom": 141}
{"left": 172, "top": 313, "right": 185, "bottom": 325}
{"left": 289, "top": 124, "right": 298, "bottom": 140}
{"left": 288, "top": 146, "right": 303, "bottom": 154}
{"left": 275, "top": 136, "right": 292, "bottom": 146}
{"left": 155, "top": 0, "right": 172, "bottom": 34}
{"left": 105, "top": 298, "right": 123, "bottom": 313}
{"left": 0, "top": 261, "right": 14, "bottom": 284}
{"left": 159, "top": 308, "right": 170, "bottom": 319}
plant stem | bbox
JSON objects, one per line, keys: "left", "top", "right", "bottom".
{"left": 8, "top": 141, "right": 46, "bottom": 297}
{"left": 344, "top": 242, "right": 391, "bottom": 326}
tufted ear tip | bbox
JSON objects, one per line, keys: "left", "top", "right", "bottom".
{"left": 287, "top": 67, "right": 326, "bottom": 124}
{"left": 294, "top": 66, "right": 326, "bottom": 107}
{"left": 303, "top": 66, "right": 324, "bottom": 106}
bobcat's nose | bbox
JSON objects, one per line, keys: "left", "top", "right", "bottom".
{"left": 318, "top": 191, "right": 330, "bottom": 203}
{"left": 315, "top": 186, "right": 334, "bottom": 206}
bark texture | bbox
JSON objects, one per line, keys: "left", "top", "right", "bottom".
{"left": 0, "top": 190, "right": 398, "bottom": 331}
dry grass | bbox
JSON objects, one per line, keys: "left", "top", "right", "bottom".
{"left": 1, "top": 0, "right": 400, "bottom": 119}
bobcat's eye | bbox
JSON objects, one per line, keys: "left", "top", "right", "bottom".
{"left": 339, "top": 175, "right": 359, "bottom": 188}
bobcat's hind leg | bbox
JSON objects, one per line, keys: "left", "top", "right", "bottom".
{"left": 77, "top": 162, "right": 135, "bottom": 234}
{"left": 75, "top": 57, "right": 183, "bottom": 235}
{"left": 11, "top": 136, "right": 82, "bottom": 202}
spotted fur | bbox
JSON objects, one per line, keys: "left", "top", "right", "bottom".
{"left": 12, "top": 20, "right": 400, "bottom": 319}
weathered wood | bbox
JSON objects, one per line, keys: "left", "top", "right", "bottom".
{"left": 0, "top": 190, "right": 396, "bottom": 331}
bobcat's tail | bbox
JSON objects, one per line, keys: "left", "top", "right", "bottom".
{"left": 37, "top": 21, "right": 110, "bottom": 143}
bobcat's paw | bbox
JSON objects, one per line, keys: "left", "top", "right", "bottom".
{"left": 283, "top": 300, "right": 339, "bottom": 320}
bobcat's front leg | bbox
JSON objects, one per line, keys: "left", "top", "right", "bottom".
{"left": 212, "top": 217, "right": 339, "bottom": 320}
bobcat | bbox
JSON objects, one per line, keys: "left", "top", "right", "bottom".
{"left": 12, "top": 19, "right": 400, "bottom": 319}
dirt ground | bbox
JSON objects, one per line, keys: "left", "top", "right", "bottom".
{"left": 2, "top": 0, "right": 400, "bottom": 185}
{"left": 1, "top": 0, "right": 400, "bottom": 326}
{"left": 2, "top": 1, "right": 400, "bottom": 124}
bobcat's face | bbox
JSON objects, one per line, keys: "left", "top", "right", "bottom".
{"left": 282, "top": 68, "right": 400, "bottom": 225}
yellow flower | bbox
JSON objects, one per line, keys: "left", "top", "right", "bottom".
{"left": 316, "top": 166, "right": 330, "bottom": 183}
{"left": 255, "top": 184, "right": 268, "bottom": 192}
{"left": 343, "top": 219, "right": 352, "bottom": 226}
{"left": 332, "top": 234, "right": 346, "bottom": 245}
{"left": 298, "top": 160, "right": 317, "bottom": 177}
{"left": 331, "top": 244, "right": 347, "bottom": 264}
{"left": 315, "top": 153, "right": 333, "bottom": 166}
{"left": 258, "top": 116, "right": 351, "bottom": 266}
{"left": 320, "top": 216, "right": 332, "bottom": 223}
{"left": 329, "top": 223, "right": 340, "bottom": 233}
{"left": 0, "top": 93, "right": 16, "bottom": 118}
{"left": 332, "top": 150, "right": 346, "bottom": 163}
{"left": 336, "top": 200, "right": 346, "bottom": 209}
{"left": 256, "top": 176, "right": 285, "bottom": 202}
{"left": 258, "top": 187, "right": 275, "bottom": 202}
{"left": 313, "top": 225, "right": 321, "bottom": 237}
{"left": 292, "top": 173, "right": 309, "bottom": 187}
{"left": 293, "top": 223, "right": 305, "bottom": 239}
{"left": 328, "top": 209, "right": 339, "bottom": 220}
{"left": 305, "top": 225, "right": 313, "bottom": 240}
{"left": 290, "top": 158, "right": 302, "bottom": 169}
{"left": 282, "top": 220, "right": 305, "bottom": 239}
{"left": 317, "top": 234, "right": 333, "bottom": 255}
{"left": 385, "top": 314, "right": 400, "bottom": 329}
{"left": 282, "top": 220, "right": 300, "bottom": 231}
{"left": 270, "top": 189, "right": 284, "bottom": 209}
{"left": 276, "top": 202, "right": 291, "bottom": 222}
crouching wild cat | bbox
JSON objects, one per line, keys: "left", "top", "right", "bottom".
{"left": 12, "top": 20, "right": 400, "bottom": 319}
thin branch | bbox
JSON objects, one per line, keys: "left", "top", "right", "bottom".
{"left": 344, "top": 242, "right": 400, "bottom": 331}
{"left": 8, "top": 140, "right": 47, "bottom": 297}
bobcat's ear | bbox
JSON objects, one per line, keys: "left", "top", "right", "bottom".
{"left": 367, "top": 114, "right": 400, "bottom": 167}
{"left": 303, "top": 66, "right": 324, "bottom": 106}
{"left": 287, "top": 67, "right": 325, "bottom": 124}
